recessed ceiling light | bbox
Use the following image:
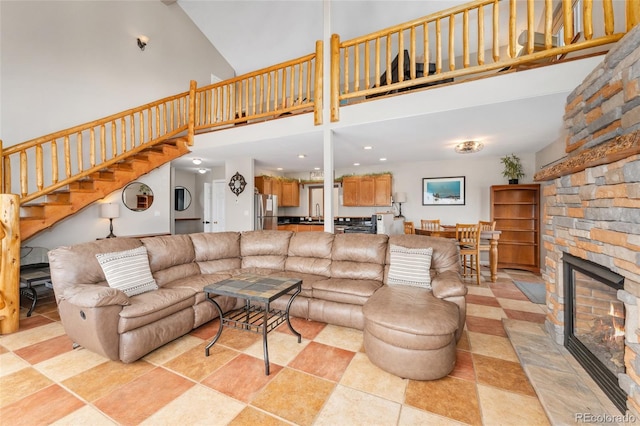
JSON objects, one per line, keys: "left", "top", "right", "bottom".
{"left": 277, "top": 167, "right": 283, "bottom": 171}
{"left": 353, "top": 162, "right": 360, "bottom": 166}
{"left": 192, "top": 158, "right": 202, "bottom": 165}
{"left": 314, "top": 167, "right": 320, "bottom": 170}
{"left": 197, "top": 168, "right": 207, "bottom": 174}
{"left": 364, "top": 146, "right": 372, "bottom": 150}
{"left": 298, "top": 154, "right": 306, "bottom": 158}
{"left": 455, "top": 141, "right": 484, "bottom": 154}
{"left": 380, "top": 158, "right": 387, "bottom": 161}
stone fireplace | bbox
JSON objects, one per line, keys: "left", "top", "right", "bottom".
{"left": 535, "top": 25, "right": 640, "bottom": 416}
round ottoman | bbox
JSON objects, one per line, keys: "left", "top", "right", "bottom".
{"left": 363, "top": 285, "right": 460, "bottom": 380}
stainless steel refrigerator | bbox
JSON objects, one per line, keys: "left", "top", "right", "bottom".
{"left": 254, "top": 194, "right": 278, "bottom": 230}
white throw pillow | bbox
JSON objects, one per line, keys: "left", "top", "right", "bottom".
{"left": 387, "top": 244, "right": 433, "bottom": 288}
{"left": 96, "top": 246, "right": 158, "bottom": 296}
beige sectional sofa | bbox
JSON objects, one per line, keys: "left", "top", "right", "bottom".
{"left": 48, "top": 230, "right": 467, "bottom": 380}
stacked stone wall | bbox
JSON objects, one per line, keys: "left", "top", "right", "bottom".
{"left": 539, "top": 25, "right": 640, "bottom": 415}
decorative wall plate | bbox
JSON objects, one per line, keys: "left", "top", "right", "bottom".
{"left": 229, "top": 172, "right": 247, "bottom": 196}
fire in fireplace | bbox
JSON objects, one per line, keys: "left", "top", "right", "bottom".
{"left": 563, "top": 252, "right": 626, "bottom": 412}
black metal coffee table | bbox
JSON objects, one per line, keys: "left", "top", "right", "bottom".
{"left": 203, "top": 273, "right": 302, "bottom": 375}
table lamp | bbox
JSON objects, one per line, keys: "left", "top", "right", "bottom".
{"left": 394, "top": 192, "right": 407, "bottom": 218}
{"left": 100, "top": 203, "right": 120, "bottom": 238}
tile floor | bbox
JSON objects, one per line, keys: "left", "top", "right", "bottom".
{"left": 0, "top": 269, "right": 623, "bottom": 425}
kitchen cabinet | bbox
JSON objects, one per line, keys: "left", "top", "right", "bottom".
{"left": 280, "top": 181, "right": 300, "bottom": 207}
{"left": 255, "top": 176, "right": 299, "bottom": 207}
{"left": 277, "top": 224, "right": 323, "bottom": 232}
{"left": 342, "top": 174, "right": 392, "bottom": 207}
{"left": 490, "top": 184, "right": 540, "bottom": 273}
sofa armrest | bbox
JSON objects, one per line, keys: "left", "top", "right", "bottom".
{"left": 60, "top": 284, "right": 130, "bottom": 308}
{"left": 431, "top": 270, "right": 468, "bottom": 299}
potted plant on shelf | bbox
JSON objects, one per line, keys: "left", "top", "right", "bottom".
{"left": 500, "top": 154, "right": 525, "bottom": 184}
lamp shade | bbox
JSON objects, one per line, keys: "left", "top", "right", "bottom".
{"left": 100, "top": 203, "right": 120, "bottom": 219}
{"left": 394, "top": 192, "right": 407, "bottom": 203}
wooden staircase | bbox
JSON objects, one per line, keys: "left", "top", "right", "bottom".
{"left": 19, "top": 138, "right": 190, "bottom": 241}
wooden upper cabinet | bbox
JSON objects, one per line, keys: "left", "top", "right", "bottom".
{"left": 255, "top": 176, "right": 298, "bottom": 207}
{"left": 490, "top": 184, "right": 540, "bottom": 274}
{"left": 342, "top": 174, "right": 392, "bottom": 207}
{"left": 280, "top": 181, "right": 300, "bottom": 207}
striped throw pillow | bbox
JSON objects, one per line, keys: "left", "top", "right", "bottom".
{"left": 96, "top": 246, "right": 158, "bottom": 296}
{"left": 387, "top": 244, "right": 433, "bottom": 288}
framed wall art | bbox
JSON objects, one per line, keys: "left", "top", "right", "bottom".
{"left": 422, "top": 176, "right": 465, "bottom": 206}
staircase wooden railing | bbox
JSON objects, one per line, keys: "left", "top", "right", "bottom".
{"left": 194, "top": 41, "right": 323, "bottom": 131}
{"left": 1, "top": 89, "right": 195, "bottom": 205}
{"left": 331, "top": 0, "right": 637, "bottom": 122}
{"left": 0, "top": 194, "right": 20, "bottom": 333}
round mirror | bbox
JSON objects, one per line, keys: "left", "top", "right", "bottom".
{"left": 174, "top": 186, "right": 192, "bottom": 211}
{"left": 122, "top": 182, "right": 154, "bottom": 212}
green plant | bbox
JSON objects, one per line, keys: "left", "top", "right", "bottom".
{"left": 500, "top": 154, "right": 525, "bottom": 181}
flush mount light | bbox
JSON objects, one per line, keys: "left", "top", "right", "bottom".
{"left": 137, "top": 35, "right": 149, "bottom": 51}
{"left": 380, "top": 157, "right": 387, "bottom": 161}
{"left": 353, "top": 162, "right": 360, "bottom": 166}
{"left": 455, "top": 140, "right": 484, "bottom": 154}
{"left": 364, "top": 146, "right": 372, "bottom": 150}
{"left": 198, "top": 168, "right": 207, "bottom": 174}
{"left": 298, "top": 154, "right": 306, "bottom": 158}
{"left": 314, "top": 167, "right": 320, "bottom": 170}
{"left": 192, "top": 158, "right": 202, "bottom": 165}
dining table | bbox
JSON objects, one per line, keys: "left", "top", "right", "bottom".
{"left": 414, "top": 225, "right": 501, "bottom": 283}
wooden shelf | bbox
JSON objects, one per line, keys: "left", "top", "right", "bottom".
{"left": 491, "top": 184, "right": 540, "bottom": 273}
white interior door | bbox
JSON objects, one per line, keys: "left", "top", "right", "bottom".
{"left": 212, "top": 180, "right": 226, "bottom": 232}
{"left": 203, "top": 182, "right": 213, "bottom": 232}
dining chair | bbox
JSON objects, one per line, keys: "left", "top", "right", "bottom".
{"left": 478, "top": 220, "right": 496, "bottom": 269}
{"left": 404, "top": 221, "right": 415, "bottom": 234}
{"left": 455, "top": 223, "right": 481, "bottom": 285}
{"left": 420, "top": 219, "right": 440, "bottom": 231}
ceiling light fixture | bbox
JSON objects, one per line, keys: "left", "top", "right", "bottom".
{"left": 353, "top": 162, "right": 360, "bottom": 166}
{"left": 198, "top": 168, "right": 207, "bottom": 174}
{"left": 192, "top": 158, "right": 202, "bottom": 165}
{"left": 277, "top": 167, "right": 283, "bottom": 171}
{"left": 314, "top": 167, "right": 320, "bottom": 170}
{"left": 298, "top": 154, "right": 306, "bottom": 158}
{"left": 455, "top": 140, "right": 484, "bottom": 154}
{"left": 364, "top": 146, "right": 372, "bottom": 150}
{"left": 137, "top": 35, "right": 149, "bottom": 51}
{"left": 380, "top": 157, "right": 387, "bottom": 161}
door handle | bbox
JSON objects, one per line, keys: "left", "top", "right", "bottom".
{"left": 203, "top": 221, "right": 210, "bottom": 224}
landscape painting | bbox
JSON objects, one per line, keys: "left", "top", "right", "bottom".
{"left": 422, "top": 176, "right": 465, "bottom": 205}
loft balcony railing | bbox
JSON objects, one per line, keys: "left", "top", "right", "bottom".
{"left": 0, "top": 0, "right": 638, "bottom": 334}
{"left": 330, "top": 0, "right": 638, "bottom": 122}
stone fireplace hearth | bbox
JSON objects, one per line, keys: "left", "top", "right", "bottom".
{"left": 535, "top": 25, "right": 640, "bottom": 417}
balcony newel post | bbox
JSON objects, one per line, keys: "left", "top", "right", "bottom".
{"left": 330, "top": 34, "right": 340, "bottom": 123}
{"left": 0, "top": 139, "right": 3, "bottom": 193}
{"left": 0, "top": 193, "right": 20, "bottom": 334}
{"left": 314, "top": 40, "right": 323, "bottom": 126}
{"left": 188, "top": 80, "right": 197, "bottom": 146}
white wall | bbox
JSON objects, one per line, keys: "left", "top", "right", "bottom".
{"left": 25, "top": 164, "right": 171, "bottom": 250}
{"left": 224, "top": 158, "right": 255, "bottom": 231}
{"left": 0, "top": 0, "right": 234, "bottom": 146}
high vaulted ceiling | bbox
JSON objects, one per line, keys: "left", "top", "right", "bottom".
{"left": 172, "top": 0, "right": 603, "bottom": 173}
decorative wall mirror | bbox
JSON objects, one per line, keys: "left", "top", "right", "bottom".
{"left": 122, "top": 182, "right": 154, "bottom": 212}
{"left": 174, "top": 186, "right": 192, "bottom": 211}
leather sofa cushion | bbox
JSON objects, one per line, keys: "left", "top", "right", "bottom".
{"left": 241, "top": 230, "right": 291, "bottom": 271}
{"left": 386, "top": 235, "right": 460, "bottom": 276}
{"left": 331, "top": 234, "right": 387, "bottom": 280}
{"left": 48, "top": 238, "right": 143, "bottom": 293}
{"left": 285, "top": 232, "right": 334, "bottom": 277}
{"left": 197, "top": 258, "right": 242, "bottom": 275}
{"left": 118, "top": 287, "right": 195, "bottom": 333}
{"left": 142, "top": 235, "right": 197, "bottom": 287}
{"left": 267, "top": 271, "right": 323, "bottom": 298}
{"left": 163, "top": 273, "right": 232, "bottom": 304}
{"left": 312, "top": 278, "right": 383, "bottom": 305}
{"left": 364, "top": 286, "right": 459, "bottom": 338}
{"left": 190, "top": 232, "right": 241, "bottom": 262}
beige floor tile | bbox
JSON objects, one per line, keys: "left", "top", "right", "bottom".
{"left": 0, "top": 367, "right": 54, "bottom": 407}
{"left": 313, "top": 324, "right": 363, "bottom": 352}
{"left": 0, "top": 322, "right": 65, "bottom": 351}
{"left": 477, "top": 384, "right": 550, "bottom": 425}
{"left": 467, "top": 331, "right": 519, "bottom": 362}
{"left": 142, "top": 334, "right": 204, "bottom": 365}
{"left": 244, "top": 331, "right": 309, "bottom": 367}
{"left": 0, "top": 352, "right": 30, "bottom": 377}
{"left": 497, "top": 297, "right": 546, "bottom": 314}
{"left": 34, "top": 347, "right": 109, "bottom": 382}
{"left": 140, "top": 384, "right": 245, "bottom": 425}
{"left": 339, "top": 352, "right": 407, "bottom": 403}
{"left": 466, "top": 304, "right": 507, "bottom": 321}
{"left": 51, "top": 405, "right": 117, "bottom": 425}
{"left": 398, "top": 405, "right": 467, "bottom": 425}
{"left": 465, "top": 286, "right": 495, "bottom": 297}
{"left": 502, "top": 318, "right": 547, "bottom": 337}
{"left": 314, "top": 384, "right": 401, "bottom": 426}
